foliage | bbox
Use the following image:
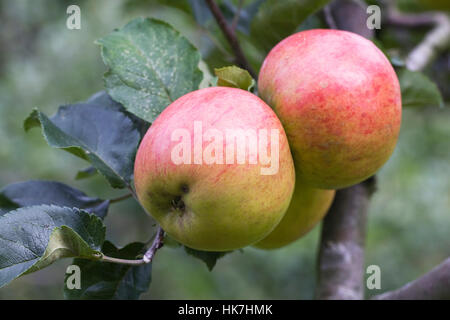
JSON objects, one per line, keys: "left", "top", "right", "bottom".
{"left": 0, "top": 180, "right": 109, "bottom": 218}
{"left": 214, "top": 65, "right": 255, "bottom": 91}
{"left": 0, "top": 205, "right": 105, "bottom": 288}
{"left": 96, "top": 17, "right": 203, "bottom": 122}
{"left": 250, "top": 0, "right": 331, "bottom": 51}
{"left": 24, "top": 93, "right": 141, "bottom": 189}
{"left": 398, "top": 69, "right": 445, "bottom": 108}
{"left": 64, "top": 241, "right": 152, "bottom": 300}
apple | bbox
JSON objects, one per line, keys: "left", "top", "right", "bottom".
{"left": 134, "top": 87, "right": 295, "bottom": 251}
{"left": 254, "top": 180, "right": 335, "bottom": 250}
{"left": 258, "top": 29, "right": 402, "bottom": 189}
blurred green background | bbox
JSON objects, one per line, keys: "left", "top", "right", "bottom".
{"left": 0, "top": 0, "right": 449, "bottom": 299}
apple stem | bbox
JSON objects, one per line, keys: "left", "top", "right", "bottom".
{"left": 100, "top": 255, "right": 147, "bottom": 266}
{"left": 101, "top": 186, "right": 166, "bottom": 265}
{"left": 99, "top": 226, "right": 165, "bottom": 266}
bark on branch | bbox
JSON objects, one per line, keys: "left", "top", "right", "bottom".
{"left": 315, "top": 177, "right": 376, "bottom": 300}
{"left": 372, "top": 257, "right": 450, "bottom": 300}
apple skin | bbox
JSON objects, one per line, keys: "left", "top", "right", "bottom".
{"left": 258, "top": 29, "right": 402, "bottom": 189}
{"left": 254, "top": 180, "right": 335, "bottom": 250}
{"left": 134, "top": 87, "right": 296, "bottom": 251}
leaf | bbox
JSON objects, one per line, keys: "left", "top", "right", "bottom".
{"left": 214, "top": 65, "right": 255, "bottom": 91}
{"left": 64, "top": 241, "right": 151, "bottom": 300}
{"left": 96, "top": 17, "right": 203, "bottom": 122}
{"left": 0, "top": 180, "right": 109, "bottom": 218}
{"left": 87, "top": 91, "right": 151, "bottom": 138}
{"left": 23, "top": 95, "right": 141, "bottom": 188}
{"left": 250, "top": 0, "right": 331, "bottom": 51}
{"left": 184, "top": 246, "right": 230, "bottom": 271}
{"left": 25, "top": 226, "right": 102, "bottom": 274}
{"left": 75, "top": 166, "right": 98, "bottom": 180}
{"left": 398, "top": 69, "right": 445, "bottom": 108}
{"left": 0, "top": 194, "right": 19, "bottom": 216}
{"left": 0, "top": 205, "right": 105, "bottom": 288}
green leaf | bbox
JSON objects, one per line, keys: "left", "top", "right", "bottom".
{"left": 398, "top": 69, "right": 445, "bottom": 108}
{"left": 23, "top": 94, "right": 141, "bottom": 189}
{"left": 0, "top": 180, "right": 109, "bottom": 218}
{"left": 214, "top": 65, "right": 255, "bottom": 91}
{"left": 251, "top": 0, "right": 331, "bottom": 51}
{"left": 64, "top": 241, "right": 151, "bottom": 300}
{"left": 96, "top": 17, "right": 203, "bottom": 122}
{"left": 87, "top": 91, "right": 151, "bottom": 138}
{"left": 0, "top": 205, "right": 105, "bottom": 288}
{"left": 184, "top": 246, "right": 230, "bottom": 271}
{"left": 75, "top": 166, "right": 98, "bottom": 180}
{"left": 25, "top": 226, "right": 102, "bottom": 274}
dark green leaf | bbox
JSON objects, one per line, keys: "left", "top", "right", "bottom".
{"left": 87, "top": 91, "right": 151, "bottom": 139}
{"left": 0, "top": 194, "right": 19, "bottom": 216}
{"left": 64, "top": 241, "right": 151, "bottom": 300}
{"left": 250, "top": 0, "right": 331, "bottom": 51}
{"left": 23, "top": 96, "right": 141, "bottom": 188}
{"left": 0, "top": 180, "right": 109, "bottom": 218}
{"left": 0, "top": 205, "right": 105, "bottom": 288}
{"left": 75, "top": 167, "right": 98, "bottom": 180}
{"left": 184, "top": 246, "right": 230, "bottom": 271}
{"left": 214, "top": 65, "right": 255, "bottom": 91}
{"left": 96, "top": 17, "right": 203, "bottom": 122}
{"left": 398, "top": 69, "right": 445, "bottom": 108}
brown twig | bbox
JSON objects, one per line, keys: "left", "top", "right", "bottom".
{"left": 315, "top": 177, "right": 376, "bottom": 300}
{"left": 372, "top": 257, "right": 450, "bottom": 300}
{"left": 205, "top": 0, "right": 257, "bottom": 78}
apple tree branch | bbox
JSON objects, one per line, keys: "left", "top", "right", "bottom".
{"left": 315, "top": 177, "right": 376, "bottom": 300}
{"left": 372, "top": 257, "right": 450, "bottom": 300}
